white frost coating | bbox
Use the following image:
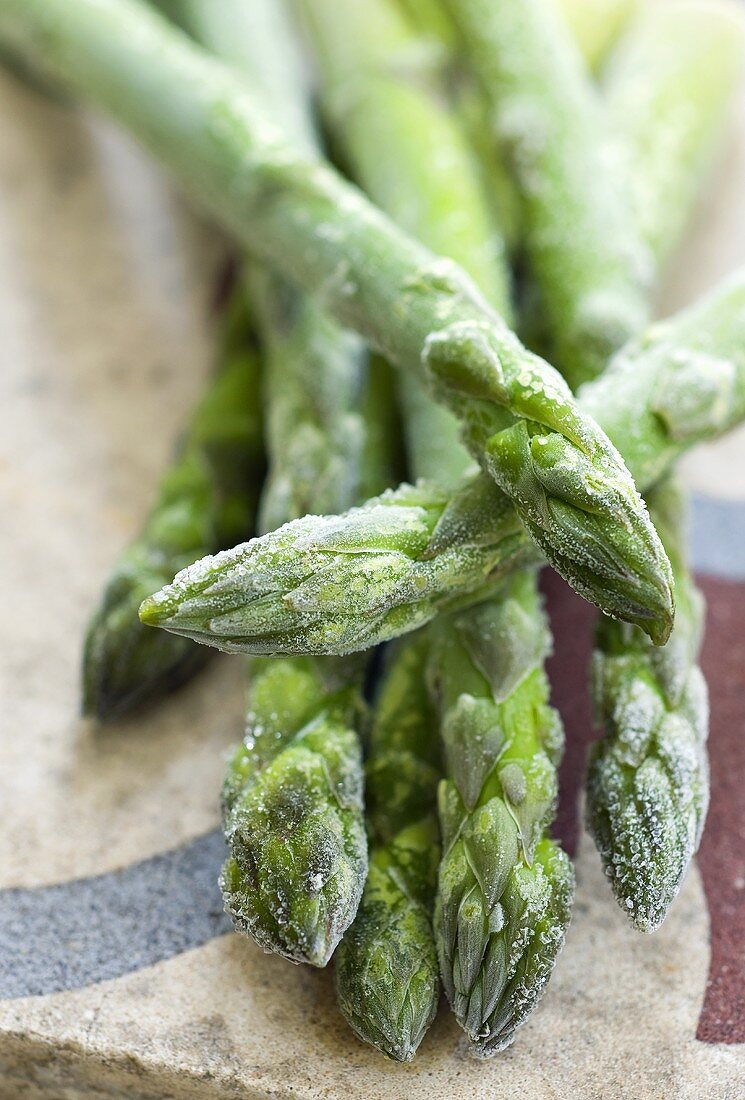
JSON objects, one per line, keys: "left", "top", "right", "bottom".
{"left": 589, "top": 608, "right": 710, "bottom": 931}
{"left": 611, "top": 676, "right": 663, "bottom": 765}
{"left": 653, "top": 350, "right": 737, "bottom": 438}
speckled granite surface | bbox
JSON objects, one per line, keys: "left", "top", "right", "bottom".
{"left": 1, "top": 31, "right": 744, "bottom": 1100}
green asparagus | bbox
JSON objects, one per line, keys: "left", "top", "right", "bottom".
{"left": 300, "top": 0, "right": 512, "bottom": 317}
{"left": 335, "top": 634, "right": 442, "bottom": 1061}
{"left": 441, "top": 0, "right": 651, "bottom": 388}
{"left": 0, "top": 0, "right": 674, "bottom": 635}
{"left": 153, "top": 0, "right": 370, "bottom": 534}
{"left": 221, "top": 352, "right": 398, "bottom": 967}
{"left": 140, "top": 266, "right": 745, "bottom": 657}
{"left": 579, "top": 4, "right": 739, "bottom": 933}
{"left": 429, "top": 574, "right": 572, "bottom": 1055}
{"left": 578, "top": 266, "right": 745, "bottom": 484}
{"left": 299, "top": 0, "right": 510, "bottom": 488}
{"left": 221, "top": 655, "right": 368, "bottom": 965}
{"left": 252, "top": 270, "right": 368, "bottom": 534}
{"left": 605, "top": 0, "right": 745, "bottom": 274}
{"left": 568, "top": 4, "right": 738, "bottom": 933}
{"left": 301, "top": 2, "right": 471, "bottom": 1053}
{"left": 587, "top": 478, "right": 709, "bottom": 933}
{"left": 156, "top": 0, "right": 396, "bottom": 968}
{"left": 82, "top": 289, "right": 263, "bottom": 718}
{"left": 302, "top": 2, "right": 574, "bottom": 1052}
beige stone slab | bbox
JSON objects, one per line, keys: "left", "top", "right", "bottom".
{"left": 1, "top": 841, "right": 741, "bottom": 1100}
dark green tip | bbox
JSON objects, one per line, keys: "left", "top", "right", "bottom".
{"left": 83, "top": 576, "right": 208, "bottom": 720}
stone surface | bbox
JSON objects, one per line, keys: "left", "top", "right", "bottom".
{"left": 1, "top": 24, "right": 744, "bottom": 1100}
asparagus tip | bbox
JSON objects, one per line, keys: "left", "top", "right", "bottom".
{"left": 644, "top": 599, "right": 675, "bottom": 647}
{"left": 138, "top": 592, "right": 171, "bottom": 627}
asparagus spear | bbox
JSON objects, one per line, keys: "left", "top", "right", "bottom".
{"left": 152, "top": 0, "right": 371, "bottom": 532}
{"left": 581, "top": 7, "right": 741, "bottom": 930}
{"left": 301, "top": 2, "right": 539, "bottom": 1055}
{"left": 440, "top": 0, "right": 652, "bottom": 389}
{"left": 302, "top": 2, "right": 573, "bottom": 1053}
{"left": 298, "top": 0, "right": 502, "bottom": 526}
{"left": 299, "top": 0, "right": 512, "bottom": 317}
{"left": 0, "top": 0, "right": 674, "bottom": 636}
{"left": 301, "top": 3, "right": 466, "bottom": 1052}
{"left": 587, "top": 478, "right": 708, "bottom": 932}
{"left": 430, "top": 575, "right": 572, "bottom": 1055}
{"left": 334, "top": 633, "right": 442, "bottom": 1061}
{"left": 155, "top": 0, "right": 395, "bottom": 968}
{"left": 140, "top": 267, "right": 745, "bottom": 656}
{"left": 221, "top": 352, "right": 398, "bottom": 966}
{"left": 82, "top": 289, "right": 263, "bottom": 718}
{"left": 253, "top": 271, "right": 368, "bottom": 533}
{"left": 605, "top": 0, "right": 745, "bottom": 274}
{"left": 221, "top": 654, "right": 368, "bottom": 966}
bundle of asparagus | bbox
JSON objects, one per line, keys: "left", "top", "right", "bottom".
{"left": 3, "top": 0, "right": 744, "bottom": 1067}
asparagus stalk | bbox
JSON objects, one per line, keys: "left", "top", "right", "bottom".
{"left": 82, "top": 288, "right": 263, "bottom": 718}
{"left": 0, "top": 0, "right": 674, "bottom": 637}
{"left": 301, "top": 1, "right": 573, "bottom": 1053}
{"left": 298, "top": 0, "right": 505, "bottom": 518}
{"left": 249, "top": 268, "right": 369, "bottom": 534}
{"left": 303, "top": 3, "right": 465, "bottom": 1052}
{"left": 440, "top": 0, "right": 652, "bottom": 389}
{"left": 299, "top": 0, "right": 512, "bottom": 316}
{"left": 587, "top": 478, "right": 708, "bottom": 932}
{"left": 334, "top": 633, "right": 442, "bottom": 1061}
{"left": 427, "top": 0, "right": 735, "bottom": 1022}
{"left": 221, "top": 354, "right": 398, "bottom": 967}
{"left": 301, "top": 3, "right": 541, "bottom": 1055}
{"left": 153, "top": 0, "right": 371, "bottom": 532}
{"left": 580, "top": 7, "right": 740, "bottom": 929}
{"left": 605, "top": 0, "right": 745, "bottom": 274}
{"left": 221, "top": 345, "right": 399, "bottom": 967}
{"left": 580, "top": 3, "right": 737, "bottom": 932}
{"left": 156, "top": 0, "right": 395, "bottom": 968}
{"left": 140, "top": 267, "right": 745, "bottom": 656}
